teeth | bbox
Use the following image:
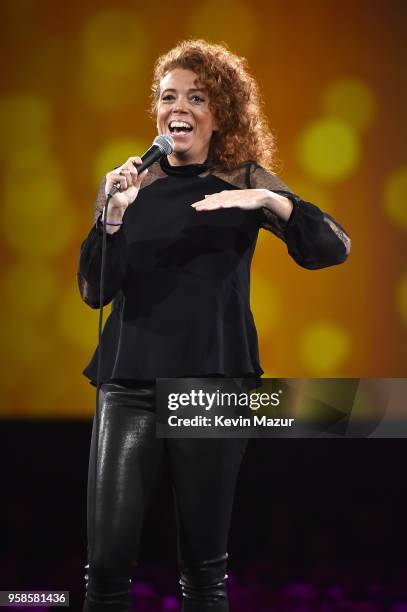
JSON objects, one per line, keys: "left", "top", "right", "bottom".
{"left": 169, "top": 121, "right": 193, "bottom": 129}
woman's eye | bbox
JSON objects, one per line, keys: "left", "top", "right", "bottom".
{"left": 160, "top": 94, "right": 205, "bottom": 103}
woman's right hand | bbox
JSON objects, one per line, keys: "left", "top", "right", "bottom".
{"left": 103, "top": 156, "right": 149, "bottom": 221}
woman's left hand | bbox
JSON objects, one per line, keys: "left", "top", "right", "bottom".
{"left": 191, "top": 188, "right": 294, "bottom": 220}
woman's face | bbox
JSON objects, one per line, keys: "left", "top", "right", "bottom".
{"left": 156, "top": 68, "right": 218, "bottom": 165}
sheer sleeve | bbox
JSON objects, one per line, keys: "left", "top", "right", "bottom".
{"left": 249, "top": 163, "right": 351, "bottom": 270}
{"left": 77, "top": 178, "right": 127, "bottom": 308}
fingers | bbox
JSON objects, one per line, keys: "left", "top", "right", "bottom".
{"left": 192, "top": 203, "right": 222, "bottom": 211}
{"left": 123, "top": 170, "right": 138, "bottom": 189}
{"left": 122, "top": 156, "right": 142, "bottom": 174}
{"left": 105, "top": 169, "right": 126, "bottom": 192}
{"left": 191, "top": 190, "right": 253, "bottom": 211}
{"left": 119, "top": 157, "right": 140, "bottom": 188}
{"left": 191, "top": 194, "right": 229, "bottom": 211}
{"left": 105, "top": 156, "right": 149, "bottom": 194}
{"left": 126, "top": 156, "right": 142, "bottom": 168}
{"left": 131, "top": 156, "right": 150, "bottom": 186}
{"left": 122, "top": 156, "right": 149, "bottom": 187}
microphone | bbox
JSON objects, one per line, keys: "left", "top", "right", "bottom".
{"left": 108, "top": 134, "right": 174, "bottom": 197}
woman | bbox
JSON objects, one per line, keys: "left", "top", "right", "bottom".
{"left": 78, "top": 40, "right": 350, "bottom": 611}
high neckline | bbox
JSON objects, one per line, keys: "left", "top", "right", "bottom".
{"left": 160, "top": 155, "right": 211, "bottom": 177}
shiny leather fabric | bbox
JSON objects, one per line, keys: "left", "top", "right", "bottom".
{"left": 83, "top": 383, "right": 247, "bottom": 611}
{"left": 179, "top": 553, "right": 229, "bottom": 609}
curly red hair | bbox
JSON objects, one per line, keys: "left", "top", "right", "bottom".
{"left": 150, "top": 39, "right": 279, "bottom": 172}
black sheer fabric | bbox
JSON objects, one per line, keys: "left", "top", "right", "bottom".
{"left": 77, "top": 157, "right": 350, "bottom": 384}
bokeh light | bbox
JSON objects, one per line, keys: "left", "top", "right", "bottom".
{"left": 299, "top": 321, "right": 351, "bottom": 375}
{"left": 79, "top": 9, "right": 149, "bottom": 111}
{"left": 93, "top": 138, "right": 150, "bottom": 185}
{"left": 297, "top": 118, "right": 361, "bottom": 182}
{"left": 0, "top": 94, "right": 52, "bottom": 160}
{"left": 321, "top": 78, "right": 378, "bottom": 132}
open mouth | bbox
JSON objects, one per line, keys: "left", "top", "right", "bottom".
{"left": 168, "top": 120, "right": 193, "bottom": 135}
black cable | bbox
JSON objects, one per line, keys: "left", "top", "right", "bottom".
{"left": 90, "top": 191, "right": 113, "bottom": 548}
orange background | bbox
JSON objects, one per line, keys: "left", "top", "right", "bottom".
{"left": 0, "top": 0, "right": 406, "bottom": 417}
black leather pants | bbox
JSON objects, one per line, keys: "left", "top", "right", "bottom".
{"left": 83, "top": 383, "right": 248, "bottom": 611}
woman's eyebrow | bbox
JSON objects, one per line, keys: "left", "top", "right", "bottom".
{"left": 161, "top": 88, "right": 206, "bottom": 94}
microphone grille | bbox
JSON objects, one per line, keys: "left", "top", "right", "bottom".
{"left": 153, "top": 134, "right": 174, "bottom": 155}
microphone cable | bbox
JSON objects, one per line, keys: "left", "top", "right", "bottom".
{"left": 88, "top": 134, "right": 174, "bottom": 561}
{"left": 87, "top": 190, "right": 113, "bottom": 558}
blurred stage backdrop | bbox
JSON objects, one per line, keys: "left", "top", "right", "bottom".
{"left": 0, "top": 0, "right": 406, "bottom": 417}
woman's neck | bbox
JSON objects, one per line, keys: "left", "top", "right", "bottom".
{"left": 167, "top": 152, "right": 207, "bottom": 166}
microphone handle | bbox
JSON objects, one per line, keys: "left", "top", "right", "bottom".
{"left": 108, "top": 145, "right": 164, "bottom": 198}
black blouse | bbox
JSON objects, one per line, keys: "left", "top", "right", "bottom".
{"left": 77, "top": 156, "right": 351, "bottom": 385}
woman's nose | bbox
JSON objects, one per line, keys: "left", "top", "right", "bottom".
{"left": 173, "top": 97, "right": 188, "bottom": 112}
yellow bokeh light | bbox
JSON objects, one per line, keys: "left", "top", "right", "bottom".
{"left": 383, "top": 166, "right": 407, "bottom": 229}
{"left": 93, "top": 138, "right": 150, "bottom": 185}
{"left": 82, "top": 10, "right": 148, "bottom": 78}
{"left": 299, "top": 321, "right": 350, "bottom": 375}
{"left": 322, "top": 78, "right": 377, "bottom": 131}
{"left": 297, "top": 118, "right": 361, "bottom": 183}
{"left": 2, "top": 162, "right": 76, "bottom": 258}
{"left": 80, "top": 10, "right": 149, "bottom": 111}
{"left": 395, "top": 272, "right": 407, "bottom": 325}
{"left": 251, "top": 274, "right": 282, "bottom": 336}
{"left": 57, "top": 286, "right": 101, "bottom": 352}
{"left": 187, "top": 0, "right": 257, "bottom": 56}
{"left": 0, "top": 94, "right": 51, "bottom": 160}
{"left": 2, "top": 260, "right": 58, "bottom": 315}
